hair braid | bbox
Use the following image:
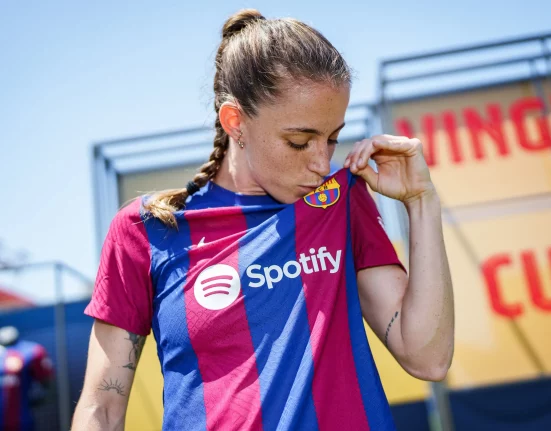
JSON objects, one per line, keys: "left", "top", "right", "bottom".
{"left": 142, "top": 37, "right": 231, "bottom": 228}
{"left": 191, "top": 117, "right": 228, "bottom": 189}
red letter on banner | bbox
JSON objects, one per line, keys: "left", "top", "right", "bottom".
{"left": 464, "top": 104, "right": 509, "bottom": 160}
{"left": 395, "top": 118, "right": 413, "bottom": 138}
{"left": 510, "top": 97, "right": 551, "bottom": 151}
{"left": 421, "top": 115, "right": 437, "bottom": 167}
{"left": 442, "top": 111, "right": 464, "bottom": 165}
{"left": 521, "top": 250, "right": 551, "bottom": 312}
{"left": 395, "top": 116, "right": 438, "bottom": 167}
{"left": 482, "top": 254, "right": 523, "bottom": 318}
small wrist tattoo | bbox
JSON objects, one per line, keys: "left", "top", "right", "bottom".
{"left": 384, "top": 311, "right": 399, "bottom": 347}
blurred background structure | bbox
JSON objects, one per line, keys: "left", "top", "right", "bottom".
{"left": 1, "top": 1, "right": 551, "bottom": 430}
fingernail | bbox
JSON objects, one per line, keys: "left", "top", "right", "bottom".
{"left": 358, "top": 158, "right": 363, "bottom": 165}
{"left": 351, "top": 163, "right": 357, "bottom": 171}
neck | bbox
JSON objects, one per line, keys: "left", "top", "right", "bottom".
{"left": 213, "top": 144, "right": 266, "bottom": 195}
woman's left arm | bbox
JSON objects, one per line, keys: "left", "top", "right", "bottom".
{"left": 344, "top": 135, "right": 454, "bottom": 381}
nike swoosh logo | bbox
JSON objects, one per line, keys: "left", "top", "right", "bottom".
{"left": 197, "top": 237, "right": 206, "bottom": 247}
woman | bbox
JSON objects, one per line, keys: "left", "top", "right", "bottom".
{"left": 72, "top": 9, "right": 454, "bottom": 431}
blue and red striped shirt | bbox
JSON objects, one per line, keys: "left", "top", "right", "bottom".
{"left": 85, "top": 169, "right": 404, "bottom": 430}
{"left": 0, "top": 340, "right": 53, "bottom": 431}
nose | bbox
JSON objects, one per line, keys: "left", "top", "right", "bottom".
{"left": 308, "top": 143, "right": 331, "bottom": 178}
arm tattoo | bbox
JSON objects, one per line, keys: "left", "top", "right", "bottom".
{"left": 384, "top": 311, "right": 399, "bottom": 347}
{"left": 122, "top": 331, "right": 146, "bottom": 371}
{"left": 98, "top": 378, "right": 126, "bottom": 396}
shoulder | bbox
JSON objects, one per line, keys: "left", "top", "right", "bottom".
{"left": 331, "top": 168, "right": 376, "bottom": 203}
{"left": 105, "top": 197, "right": 151, "bottom": 247}
{"left": 111, "top": 197, "right": 149, "bottom": 230}
{"left": 116, "top": 196, "right": 148, "bottom": 223}
{"left": 329, "top": 168, "right": 365, "bottom": 190}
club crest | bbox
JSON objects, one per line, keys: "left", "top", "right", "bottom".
{"left": 303, "top": 178, "right": 341, "bottom": 209}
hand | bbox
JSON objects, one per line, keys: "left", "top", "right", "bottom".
{"left": 343, "top": 135, "right": 435, "bottom": 204}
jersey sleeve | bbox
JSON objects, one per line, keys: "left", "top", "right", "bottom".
{"left": 349, "top": 177, "right": 406, "bottom": 272}
{"left": 84, "top": 198, "right": 153, "bottom": 336}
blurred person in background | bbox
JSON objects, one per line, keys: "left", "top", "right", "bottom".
{"left": 73, "top": 9, "right": 454, "bottom": 431}
{"left": 0, "top": 326, "right": 55, "bottom": 431}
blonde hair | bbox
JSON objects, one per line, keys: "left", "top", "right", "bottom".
{"left": 144, "top": 9, "right": 351, "bottom": 227}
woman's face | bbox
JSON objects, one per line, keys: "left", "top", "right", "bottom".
{"left": 239, "top": 81, "right": 350, "bottom": 204}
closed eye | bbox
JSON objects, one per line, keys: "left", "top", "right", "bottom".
{"left": 288, "top": 141, "right": 309, "bottom": 151}
{"left": 288, "top": 139, "right": 339, "bottom": 151}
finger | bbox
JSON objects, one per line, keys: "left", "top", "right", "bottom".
{"left": 344, "top": 140, "right": 365, "bottom": 168}
{"left": 372, "top": 138, "right": 412, "bottom": 153}
{"left": 360, "top": 163, "right": 379, "bottom": 191}
{"left": 344, "top": 140, "right": 365, "bottom": 170}
{"left": 343, "top": 154, "right": 351, "bottom": 168}
{"left": 378, "top": 134, "right": 409, "bottom": 141}
{"left": 352, "top": 140, "right": 380, "bottom": 173}
{"left": 348, "top": 141, "right": 364, "bottom": 172}
{"left": 356, "top": 141, "right": 378, "bottom": 170}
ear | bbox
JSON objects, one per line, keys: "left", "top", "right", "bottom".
{"left": 219, "top": 101, "right": 243, "bottom": 141}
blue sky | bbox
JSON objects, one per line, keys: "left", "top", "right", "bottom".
{"left": 1, "top": 1, "right": 550, "bottom": 300}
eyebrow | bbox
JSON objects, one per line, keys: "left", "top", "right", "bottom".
{"left": 283, "top": 122, "right": 346, "bottom": 136}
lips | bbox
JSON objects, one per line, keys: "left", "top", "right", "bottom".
{"left": 298, "top": 185, "right": 319, "bottom": 195}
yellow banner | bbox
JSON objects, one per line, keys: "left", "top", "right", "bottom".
{"left": 392, "top": 81, "right": 551, "bottom": 207}
{"left": 444, "top": 208, "right": 551, "bottom": 387}
{"left": 373, "top": 79, "right": 551, "bottom": 402}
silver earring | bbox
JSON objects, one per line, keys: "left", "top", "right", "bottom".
{"left": 237, "top": 131, "right": 244, "bottom": 149}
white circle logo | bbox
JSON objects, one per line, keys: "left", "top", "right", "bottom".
{"left": 194, "top": 264, "right": 241, "bottom": 310}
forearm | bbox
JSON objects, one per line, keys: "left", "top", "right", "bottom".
{"left": 72, "top": 402, "right": 126, "bottom": 431}
{"left": 399, "top": 190, "right": 454, "bottom": 379}
{"left": 72, "top": 321, "right": 143, "bottom": 430}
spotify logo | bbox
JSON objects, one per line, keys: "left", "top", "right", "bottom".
{"left": 193, "top": 264, "right": 241, "bottom": 310}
